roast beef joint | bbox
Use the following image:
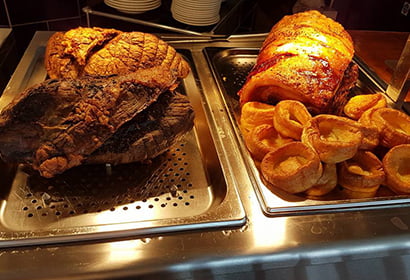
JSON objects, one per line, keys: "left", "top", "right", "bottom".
{"left": 0, "top": 28, "right": 195, "bottom": 178}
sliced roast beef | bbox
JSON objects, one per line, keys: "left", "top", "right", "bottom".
{"left": 0, "top": 67, "right": 177, "bottom": 178}
{"left": 87, "top": 91, "right": 195, "bottom": 165}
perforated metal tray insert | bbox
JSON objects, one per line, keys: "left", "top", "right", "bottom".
{"left": 3, "top": 133, "right": 211, "bottom": 230}
{"left": 0, "top": 34, "right": 245, "bottom": 248}
{"left": 204, "top": 47, "right": 410, "bottom": 215}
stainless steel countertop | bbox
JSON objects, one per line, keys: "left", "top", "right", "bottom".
{"left": 1, "top": 31, "right": 410, "bottom": 280}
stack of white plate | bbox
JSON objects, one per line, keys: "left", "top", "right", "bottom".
{"left": 104, "top": 0, "right": 161, "bottom": 14}
{"left": 171, "top": 0, "right": 222, "bottom": 26}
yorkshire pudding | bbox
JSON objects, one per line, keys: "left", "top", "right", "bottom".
{"left": 341, "top": 185, "right": 380, "bottom": 199}
{"left": 383, "top": 144, "right": 410, "bottom": 194}
{"left": 355, "top": 122, "right": 380, "bottom": 150}
{"left": 343, "top": 93, "right": 387, "bottom": 120}
{"left": 302, "top": 115, "right": 363, "bottom": 163}
{"left": 240, "top": 101, "right": 275, "bottom": 136}
{"left": 357, "top": 108, "right": 383, "bottom": 149}
{"left": 261, "top": 142, "right": 322, "bottom": 193}
{"left": 338, "top": 151, "right": 385, "bottom": 197}
{"left": 244, "top": 124, "right": 293, "bottom": 161}
{"left": 273, "top": 100, "right": 312, "bottom": 140}
{"left": 358, "top": 108, "right": 380, "bottom": 131}
{"left": 367, "top": 108, "right": 410, "bottom": 148}
{"left": 305, "top": 163, "right": 337, "bottom": 196}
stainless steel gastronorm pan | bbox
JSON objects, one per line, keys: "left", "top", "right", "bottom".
{"left": 0, "top": 33, "right": 246, "bottom": 248}
{"left": 204, "top": 46, "right": 410, "bottom": 216}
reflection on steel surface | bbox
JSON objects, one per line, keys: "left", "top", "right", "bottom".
{"left": 387, "top": 35, "right": 410, "bottom": 109}
{"left": 0, "top": 32, "right": 246, "bottom": 248}
{"left": 204, "top": 47, "right": 410, "bottom": 215}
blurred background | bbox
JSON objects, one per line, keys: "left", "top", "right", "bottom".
{"left": 0, "top": 0, "right": 409, "bottom": 93}
{"left": 1, "top": 0, "right": 408, "bottom": 53}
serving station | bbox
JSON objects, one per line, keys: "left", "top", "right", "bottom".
{"left": 0, "top": 30, "right": 410, "bottom": 280}
{"left": 0, "top": 28, "right": 17, "bottom": 93}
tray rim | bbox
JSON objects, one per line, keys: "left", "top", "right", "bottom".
{"left": 203, "top": 46, "right": 410, "bottom": 216}
{"left": 0, "top": 32, "right": 246, "bottom": 248}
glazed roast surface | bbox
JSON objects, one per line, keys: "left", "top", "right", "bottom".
{"left": 238, "top": 10, "right": 356, "bottom": 114}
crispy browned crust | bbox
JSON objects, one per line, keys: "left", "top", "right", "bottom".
{"left": 259, "top": 10, "right": 354, "bottom": 65}
{"left": 83, "top": 31, "right": 190, "bottom": 79}
{"left": 44, "top": 27, "right": 190, "bottom": 82}
{"left": 45, "top": 32, "right": 80, "bottom": 79}
{"left": 238, "top": 10, "right": 355, "bottom": 114}
{"left": 326, "top": 62, "right": 358, "bottom": 115}
{"left": 62, "top": 27, "right": 121, "bottom": 66}
{"left": 0, "top": 67, "right": 178, "bottom": 178}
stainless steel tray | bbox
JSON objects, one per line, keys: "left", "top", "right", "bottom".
{"left": 0, "top": 33, "right": 246, "bottom": 248}
{"left": 204, "top": 47, "right": 410, "bottom": 215}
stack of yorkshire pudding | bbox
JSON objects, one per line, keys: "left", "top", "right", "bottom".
{"left": 240, "top": 95, "right": 410, "bottom": 198}
{"left": 238, "top": 11, "right": 410, "bottom": 198}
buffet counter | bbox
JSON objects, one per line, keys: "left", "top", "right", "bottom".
{"left": 0, "top": 28, "right": 17, "bottom": 94}
{"left": 1, "top": 30, "right": 410, "bottom": 280}
{"left": 348, "top": 30, "right": 410, "bottom": 103}
{"left": 348, "top": 30, "right": 408, "bottom": 86}
{"left": 0, "top": 28, "right": 11, "bottom": 45}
